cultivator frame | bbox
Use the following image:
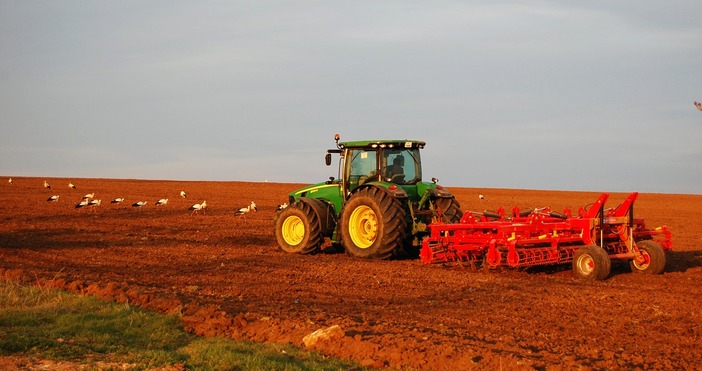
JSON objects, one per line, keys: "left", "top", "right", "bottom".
{"left": 420, "top": 192, "right": 672, "bottom": 279}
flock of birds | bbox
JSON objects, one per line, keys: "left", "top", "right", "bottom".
{"left": 9, "top": 178, "right": 266, "bottom": 220}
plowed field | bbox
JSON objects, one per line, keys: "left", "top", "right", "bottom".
{"left": 1, "top": 177, "right": 701, "bottom": 369}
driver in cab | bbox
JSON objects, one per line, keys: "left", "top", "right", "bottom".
{"left": 385, "top": 156, "right": 405, "bottom": 183}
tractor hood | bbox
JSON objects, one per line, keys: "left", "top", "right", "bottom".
{"left": 288, "top": 181, "right": 340, "bottom": 202}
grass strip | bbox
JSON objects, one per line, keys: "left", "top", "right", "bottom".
{"left": 0, "top": 281, "right": 359, "bottom": 370}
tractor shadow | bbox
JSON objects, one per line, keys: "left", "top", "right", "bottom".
{"left": 315, "top": 242, "right": 419, "bottom": 259}
{"left": 318, "top": 240, "right": 345, "bottom": 255}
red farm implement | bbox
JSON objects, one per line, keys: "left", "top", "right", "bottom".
{"left": 421, "top": 192, "right": 673, "bottom": 280}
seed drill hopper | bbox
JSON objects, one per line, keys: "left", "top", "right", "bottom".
{"left": 421, "top": 192, "right": 672, "bottom": 280}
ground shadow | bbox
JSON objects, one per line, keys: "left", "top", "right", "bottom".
{"left": 664, "top": 250, "right": 702, "bottom": 273}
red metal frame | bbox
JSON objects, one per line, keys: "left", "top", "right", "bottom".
{"left": 421, "top": 192, "right": 673, "bottom": 268}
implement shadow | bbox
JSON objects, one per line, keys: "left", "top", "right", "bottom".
{"left": 665, "top": 250, "right": 702, "bottom": 273}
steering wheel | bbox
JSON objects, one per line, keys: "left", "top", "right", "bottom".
{"left": 390, "top": 174, "right": 405, "bottom": 183}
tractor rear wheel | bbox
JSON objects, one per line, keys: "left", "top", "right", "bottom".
{"left": 434, "top": 197, "right": 463, "bottom": 223}
{"left": 274, "top": 203, "right": 322, "bottom": 254}
{"left": 572, "top": 245, "right": 611, "bottom": 280}
{"left": 340, "top": 187, "right": 408, "bottom": 259}
{"left": 630, "top": 240, "right": 666, "bottom": 275}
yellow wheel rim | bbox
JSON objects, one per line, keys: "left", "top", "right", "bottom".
{"left": 281, "top": 215, "right": 304, "bottom": 246}
{"left": 348, "top": 205, "right": 378, "bottom": 248}
{"left": 576, "top": 254, "right": 594, "bottom": 275}
{"left": 633, "top": 251, "right": 650, "bottom": 270}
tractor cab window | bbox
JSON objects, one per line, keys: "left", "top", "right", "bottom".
{"left": 346, "top": 148, "right": 378, "bottom": 191}
{"left": 383, "top": 148, "right": 421, "bottom": 184}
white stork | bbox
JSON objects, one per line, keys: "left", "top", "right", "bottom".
{"left": 69, "top": 182, "right": 76, "bottom": 189}
{"left": 87, "top": 199, "right": 101, "bottom": 212}
{"left": 236, "top": 201, "right": 257, "bottom": 221}
{"left": 8, "top": 178, "right": 12, "bottom": 185}
{"left": 111, "top": 197, "right": 125, "bottom": 204}
{"left": 276, "top": 203, "right": 288, "bottom": 212}
{"left": 47, "top": 195, "right": 60, "bottom": 202}
{"left": 132, "top": 201, "right": 147, "bottom": 209}
{"left": 180, "top": 190, "right": 187, "bottom": 198}
{"left": 188, "top": 200, "right": 206, "bottom": 215}
{"left": 44, "top": 181, "right": 51, "bottom": 189}
{"left": 156, "top": 198, "right": 168, "bottom": 206}
{"left": 479, "top": 194, "right": 485, "bottom": 200}
{"left": 82, "top": 193, "right": 95, "bottom": 200}
{"left": 75, "top": 199, "right": 89, "bottom": 210}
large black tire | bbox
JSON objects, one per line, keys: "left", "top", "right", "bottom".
{"left": 572, "top": 245, "right": 611, "bottom": 280}
{"left": 274, "top": 203, "right": 322, "bottom": 254}
{"left": 434, "top": 197, "right": 463, "bottom": 223}
{"left": 630, "top": 240, "right": 666, "bottom": 275}
{"left": 340, "top": 187, "right": 408, "bottom": 259}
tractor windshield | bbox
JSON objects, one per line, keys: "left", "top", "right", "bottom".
{"left": 346, "top": 148, "right": 378, "bottom": 192}
{"left": 382, "top": 148, "right": 421, "bottom": 185}
{"left": 344, "top": 146, "right": 422, "bottom": 191}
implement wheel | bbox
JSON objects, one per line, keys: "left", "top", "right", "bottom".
{"left": 274, "top": 203, "right": 322, "bottom": 254}
{"left": 630, "top": 240, "right": 666, "bottom": 275}
{"left": 573, "top": 245, "right": 611, "bottom": 280}
{"left": 340, "top": 187, "right": 408, "bottom": 259}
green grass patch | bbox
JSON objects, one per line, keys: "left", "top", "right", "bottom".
{"left": 0, "top": 281, "right": 359, "bottom": 370}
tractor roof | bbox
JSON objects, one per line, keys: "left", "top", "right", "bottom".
{"left": 338, "top": 139, "right": 426, "bottom": 149}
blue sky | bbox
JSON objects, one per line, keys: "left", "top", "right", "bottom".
{"left": 1, "top": 1, "right": 700, "bottom": 194}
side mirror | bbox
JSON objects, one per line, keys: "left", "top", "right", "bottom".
{"left": 325, "top": 153, "right": 332, "bottom": 166}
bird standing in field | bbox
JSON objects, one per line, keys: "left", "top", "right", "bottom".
{"left": 87, "top": 199, "right": 101, "bottom": 212}
{"left": 188, "top": 200, "right": 206, "bottom": 215}
{"left": 276, "top": 203, "right": 288, "bottom": 212}
{"left": 44, "top": 181, "right": 51, "bottom": 189}
{"left": 695, "top": 101, "right": 702, "bottom": 112}
{"left": 8, "top": 178, "right": 12, "bottom": 185}
{"left": 180, "top": 191, "right": 187, "bottom": 198}
{"left": 69, "top": 182, "right": 76, "bottom": 189}
{"left": 47, "top": 195, "right": 60, "bottom": 202}
{"left": 156, "top": 198, "right": 168, "bottom": 206}
{"left": 479, "top": 194, "right": 485, "bottom": 200}
{"left": 111, "top": 197, "right": 125, "bottom": 204}
{"left": 75, "top": 199, "right": 89, "bottom": 210}
{"left": 82, "top": 193, "right": 95, "bottom": 200}
{"left": 132, "top": 201, "right": 147, "bottom": 209}
{"left": 236, "top": 201, "right": 257, "bottom": 221}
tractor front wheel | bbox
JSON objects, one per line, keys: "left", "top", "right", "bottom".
{"left": 630, "top": 240, "right": 666, "bottom": 275}
{"left": 572, "top": 245, "right": 611, "bottom": 280}
{"left": 340, "top": 187, "right": 408, "bottom": 259}
{"left": 274, "top": 203, "right": 322, "bottom": 254}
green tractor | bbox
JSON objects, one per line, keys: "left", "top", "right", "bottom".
{"left": 274, "top": 134, "right": 462, "bottom": 259}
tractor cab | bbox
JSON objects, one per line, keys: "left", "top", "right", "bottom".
{"left": 326, "top": 134, "right": 425, "bottom": 196}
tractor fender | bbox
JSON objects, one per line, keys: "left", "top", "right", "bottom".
{"left": 352, "top": 183, "right": 409, "bottom": 200}
{"left": 298, "top": 197, "right": 336, "bottom": 237}
{"left": 425, "top": 187, "right": 455, "bottom": 199}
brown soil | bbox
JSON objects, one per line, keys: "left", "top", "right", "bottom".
{"left": 1, "top": 177, "right": 701, "bottom": 370}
